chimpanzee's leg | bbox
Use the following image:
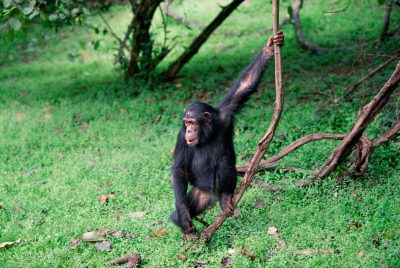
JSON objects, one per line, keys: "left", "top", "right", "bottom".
{"left": 187, "top": 187, "right": 217, "bottom": 217}
{"left": 171, "top": 187, "right": 216, "bottom": 229}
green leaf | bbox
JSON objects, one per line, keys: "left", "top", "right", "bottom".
{"left": 377, "top": 0, "right": 385, "bottom": 5}
{"left": 8, "top": 18, "right": 21, "bottom": 31}
{"left": 93, "top": 40, "right": 100, "bottom": 50}
{"left": 28, "top": 9, "right": 39, "bottom": 20}
{"left": 67, "top": 53, "right": 76, "bottom": 62}
{"left": 24, "top": 0, "right": 36, "bottom": 14}
{"left": 3, "top": 0, "right": 12, "bottom": 8}
{"left": 48, "top": 14, "right": 58, "bottom": 21}
{"left": 71, "top": 8, "right": 80, "bottom": 16}
{"left": 23, "top": 6, "right": 34, "bottom": 15}
{"left": 287, "top": 6, "right": 293, "bottom": 18}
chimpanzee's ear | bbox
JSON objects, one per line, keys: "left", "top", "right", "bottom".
{"left": 203, "top": 112, "right": 212, "bottom": 122}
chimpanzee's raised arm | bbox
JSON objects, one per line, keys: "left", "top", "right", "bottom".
{"left": 217, "top": 32, "right": 284, "bottom": 124}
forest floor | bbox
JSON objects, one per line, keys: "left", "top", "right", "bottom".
{"left": 0, "top": 0, "right": 399, "bottom": 267}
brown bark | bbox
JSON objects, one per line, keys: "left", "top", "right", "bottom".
{"left": 347, "top": 136, "right": 374, "bottom": 175}
{"left": 126, "top": 0, "right": 163, "bottom": 78}
{"left": 236, "top": 133, "right": 345, "bottom": 175}
{"left": 373, "top": 121, "right": 400, "bottom": 146}
{"left": 315, "top": 61, "right": 400, "bottom": 180}
{"left": 198, "top": 0, "right": 283, "bottom": 242}
{"left": 161, "top": 0, "right": 245, "bottom": 81}
{"left": 380, "top": 0, "right": 393, "bottom": 41}
{"left": 291, "top": 0, "right": 352, "bottom": 52}
{"left": 348, "top": 121, "right": 400, "bottom": 176}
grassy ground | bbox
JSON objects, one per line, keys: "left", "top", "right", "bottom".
{"left": 1, "top": 0, "right": 399, "bottom": 267}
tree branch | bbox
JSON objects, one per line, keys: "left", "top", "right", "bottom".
{"left": 162, "top": 0, "right": 207, "bottom": 29}
{"left": 251, "top": 121, "right": 399, "bottom": 188}
{"left": 380, "top": 0, "right": 393, "bottom": 41}
{"left": 344, "top": 55, "right": 399, "bottom": 100}
{"left": 162, "top": 0, "right": 245, "bottom": 80}
{"left": 198, "top": 0, "right": 284, "bottom": 242}
{"left": 314, "top": 61, "right": 400, "bottom": 180}
{"left": 291, "top": 0, "right": 353, "bottom": 52}
{"left": 323, "top": 0, "right": 351, "bottom": 14}
{"left": 373, "top": 121, "right": 400, "bottom": 146}
{"left": 115, "top": 15, "right": 136, "bottom": 65}
{"left": 236, "top": 133, "right": 345, "bottom": 176}
{"left": 128, "top": 0, "right": 139, "bottom": 14}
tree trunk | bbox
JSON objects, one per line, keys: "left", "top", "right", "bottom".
{"left": 161, "top": 0, "right": 245, "bottom": 81}
{"left": 380, "top": 0, "right": 393, "bottom": 41}
{"left": 126, "top": 0, "right": 163, "bottom": 78}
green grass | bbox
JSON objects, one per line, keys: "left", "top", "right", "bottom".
{"left": 1, "top": 0, "right": 399, "bottom": 267}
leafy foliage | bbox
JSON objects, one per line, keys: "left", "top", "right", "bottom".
{"left": 0, "top": 0, "right": 111, "bottom": 32}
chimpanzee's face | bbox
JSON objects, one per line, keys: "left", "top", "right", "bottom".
{"left": 183, "top": 110, "right": 212, "bottom": 146}
{"left": 183, "top": 116, "right": 199, "bottom": 146}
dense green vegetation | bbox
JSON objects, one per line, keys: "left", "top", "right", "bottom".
{"left": 1, "top": 0, "right": 399, "bottom": 267}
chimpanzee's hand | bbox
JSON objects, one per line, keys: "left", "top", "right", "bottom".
{"left": 180, "top": 210, "right": 196, "bottom": 234}
{"left": 183, "top": 221, "right": 196, "bottom": 234}
{"left": 264, "top": 31, "right": 284, "bottom": 53}
{"left": 273, "top": 31, "right": 284, "bottom": 46}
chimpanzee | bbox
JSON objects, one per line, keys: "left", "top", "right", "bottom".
{"left": 171, "top": 32, "right": 284, "bottom": 234}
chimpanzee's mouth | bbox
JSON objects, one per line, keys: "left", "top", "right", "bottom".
{"left": 187, "top": 138, "right": 197, "bottom": 146}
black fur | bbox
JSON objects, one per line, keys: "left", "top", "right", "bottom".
{"left": 171, "top": 45, "right": 274, "bottom": 233}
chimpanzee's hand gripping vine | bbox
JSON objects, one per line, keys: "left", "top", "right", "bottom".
{"left": 171, "top": 33, "right": 284, "bottom": 234}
